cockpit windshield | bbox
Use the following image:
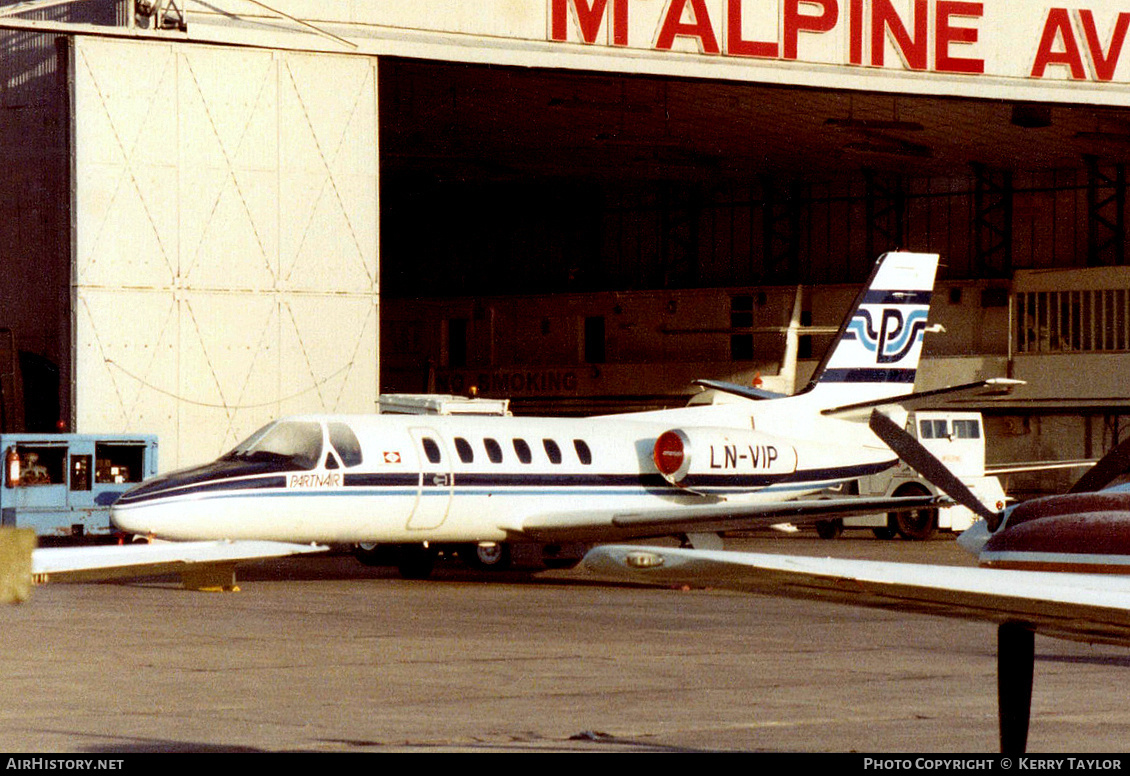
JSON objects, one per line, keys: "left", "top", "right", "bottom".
{"left": 222, "top": 421, "right": 323, "bottom": 470}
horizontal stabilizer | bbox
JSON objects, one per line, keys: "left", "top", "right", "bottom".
{"left": 821, "top": 378, "right": 1025, "bottom": 417}
{"left": 691, "top": 379, "right": 788, "bottom": 401}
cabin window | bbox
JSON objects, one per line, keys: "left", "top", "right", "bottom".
{"left": 543, "top": 439, "right": 562, "bottom": 464}
{"left": 454, "top": 437, "right": 474, "bottom": 463}
{"left": 513, "top": 438, "right": 532, "bottom": 464}
{"left": 484, "top": 438, "right": 503, "bottom": 464}
{"left": 952, "top": 419, "right": 980, "bottom": 439}
{"left": 573, "top": 439, "right": 592, "bottom": 465}
{"left": 421, "top": 438, "right": 442, "bottom": 464}
{"left": 328, "top": 423, "right": 363, "bottom": 467}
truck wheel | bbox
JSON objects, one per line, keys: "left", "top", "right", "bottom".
{"left": 815, "top": 519, "right": 843, "bottom": 539}
{"left": 892, "top": 484, "right": 937, "bottom": 540}
{"left": 895, "top": 508, "right": 937, "bottom": 540}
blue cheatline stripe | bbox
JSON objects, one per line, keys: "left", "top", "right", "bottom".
{"left": 860, "top": 290, "right": 932, "bottom": 305}
{"left": 114, "top": 475, "right": 289, "bottom": 505}
{"left": 818, "top": 368, "right": 917, "bottom": 383}
{"left": 113, "top": 460, "right": 893, "bottom": 505}
{"left": 115, "top": 480, "right": 863, "bottom": 504}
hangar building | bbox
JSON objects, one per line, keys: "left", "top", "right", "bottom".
{"left": 2, "top": 1, "right": 1130, "bottom": 485}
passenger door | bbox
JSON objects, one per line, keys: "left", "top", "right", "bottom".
{"left": 407, "top": 427, "right": 453, "bottom": 530}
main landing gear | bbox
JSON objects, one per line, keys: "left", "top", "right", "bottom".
{"left": 463, "top": 541, "right": 511, "bottom": 571}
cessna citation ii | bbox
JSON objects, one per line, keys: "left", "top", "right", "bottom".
{"left": 586, "top": 411, "right": 1130, "bottom": 754}
{"left": 112, "top": 252, "right": 957, "bottom": 579}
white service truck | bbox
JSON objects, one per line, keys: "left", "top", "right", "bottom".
{"left": 817, "top": 410, "right": 1006, "bottom": 540}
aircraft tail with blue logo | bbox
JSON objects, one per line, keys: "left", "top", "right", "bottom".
{"left": 692, "top": 252, "right": 944, "bottom": 415}
{"left": 799, "top": 251, "right": 939, "bottom": 411}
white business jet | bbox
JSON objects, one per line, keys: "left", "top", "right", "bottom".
{"left": 111, "top": 252, "right": 956, "bottom": 578}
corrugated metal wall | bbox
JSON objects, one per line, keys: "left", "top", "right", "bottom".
{"left": 72, "top": 36, "right": 379, "bottom": 468}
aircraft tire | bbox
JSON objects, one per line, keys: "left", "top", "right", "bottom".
{"left": 892, "top": 484, "right": 937, "bottom": 540}
{"left": 465, "top": 542, "right": 511, "bottom": 571}
{"left": 353, "top": 542, "right": 386, "bottom": 567}
{"left": 396, "top": 545, "right": 436, "bottom": 580}
{"left": 815, "top": 519, "right": 843, "bottom": 540}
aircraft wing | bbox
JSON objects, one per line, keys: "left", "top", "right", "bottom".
{"left": 30, "top": 540, "right": 326, "bottom": 590}
{"left": 584, "top": 545, "right": 1130, "bottom": 647}
{"left": 519, "top": 494, "right": 942, "bottom": 542}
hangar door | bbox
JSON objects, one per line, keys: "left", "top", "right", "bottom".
{"left": 71, "top": 37, "right": 379, "bottom": 469}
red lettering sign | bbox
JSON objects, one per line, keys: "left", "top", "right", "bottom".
{"left": 1031, "top": 8, "right": 1086, "bottom": 79}
{"left": 656, "top": 0, "right": 720, "bottom": 54}
{"left": 1079, "top": 9, "right": 1130, "bottom": 81}
{"left": 871, "top": 0, "right": 928, "bottom": 70}
{"left": 551, "top": 0, "right": 628, "bottom": 46}
{"left": 726, "top": 0, "right": 777, "bottom": 58}
{"left": 935, "top": 1, "right": 984, "bottom": 74}
{"left": 783, "top": 0, "right": 839, "bottom": 61}
{"left": 848, "top": 0, "right": 865, "bottom": 64}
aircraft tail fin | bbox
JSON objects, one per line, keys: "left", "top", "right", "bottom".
{"left": 798, "top": 252, "right": 939, "bottom": 409}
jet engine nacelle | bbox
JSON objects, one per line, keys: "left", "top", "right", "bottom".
{"left": 652, "top": 427, "right": 799, "bottom": 489}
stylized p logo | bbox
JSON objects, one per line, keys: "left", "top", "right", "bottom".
{"left": 876, "top": 308, "right": 927, "bottom": 364}
{"left": 876, "top": 309, "right": 904, "bottom": 364}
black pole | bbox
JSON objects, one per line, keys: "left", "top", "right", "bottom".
{"left": 998, "top": 621, "right": 1035, "bottom": 754}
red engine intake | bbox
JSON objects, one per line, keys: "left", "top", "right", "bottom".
{"left": 653, "top": 430, "right": 691, "bottom": 484}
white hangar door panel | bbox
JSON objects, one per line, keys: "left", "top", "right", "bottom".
{"left": 72, "top": 37, "right": 379, "bottom": 470}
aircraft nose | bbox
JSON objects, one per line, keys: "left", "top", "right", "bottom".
{"left": 109, "top": 504, "right": 140, "bottom": 534}
{"left": 956, "top": 520, "right": 989, "bottom": 556}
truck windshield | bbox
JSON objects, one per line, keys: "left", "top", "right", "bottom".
{"left": 223, "top": 421, "right": 322, "bottom": 470}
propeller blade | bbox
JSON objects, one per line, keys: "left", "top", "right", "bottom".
{"left": 869, "top": 410, "right": 1001, "bottom": 531}
{"left": 1068, "top": 435, "right": 1130, "bottom": 494}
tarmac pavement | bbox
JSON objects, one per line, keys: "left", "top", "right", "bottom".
{"left": 2, "top": 532, "right": 1127, "bottom": 753}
